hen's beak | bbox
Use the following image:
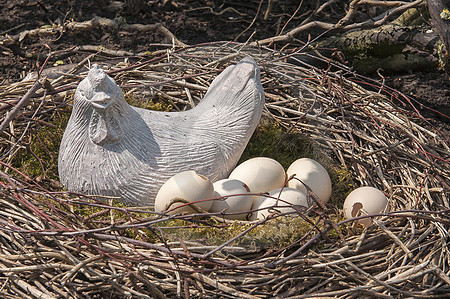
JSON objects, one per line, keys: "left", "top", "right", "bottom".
{"left": 91, "top": 92, "right": 112, "bottom": 110}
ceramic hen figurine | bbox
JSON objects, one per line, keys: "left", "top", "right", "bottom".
{"left": 58, "top": 57, "right": 265, "bottom": 206}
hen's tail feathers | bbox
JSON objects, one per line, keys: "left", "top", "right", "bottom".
{"left": 191, "top": 57, "right": 265, "bottom": 172}
{"left": 193, "top": 56, "right": 265, "bottom": 138}
{"left": 198, "top": 56, "right": 264, "bottom": 109}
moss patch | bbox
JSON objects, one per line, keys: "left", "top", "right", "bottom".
{"left": 152, "top": 216, "right": 332, "bottom": 250}
{"left": 125, "top": 94, "right": 173, "bottom": 111}
{"left": 328, "top": 165, "right": 354, "bottom": 206}
{"left": 10, "top": 109, "right": 69, "bottom": 183}
{"left": 239, "top": 120, "right": 317, "bottom": 169}
{"left": 240, "top": 119, "right": 354, "bottom": 207}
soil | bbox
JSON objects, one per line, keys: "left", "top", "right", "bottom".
{"left": 1, "top": 0, "right": 449, "bottom": 133}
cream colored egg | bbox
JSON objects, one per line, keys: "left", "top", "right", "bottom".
{"left": 251, "top": 187, "right": 309, "bottom": 220}
{"left": 287, "top": 158, "right": 332, "bottom": 205}
{"left": 154, "top": 170, "right": 214, "bottom": 214}
{"left": 343, "top": 186, "right": 388, "bottom": 226}
{"left": 209, "top": 179, "right": 253, "bottom": 220}
{"left": 229, "top": 157, "right": 286, "bottom": 199}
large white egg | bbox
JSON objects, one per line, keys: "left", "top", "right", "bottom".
{"left": 343, "top": 186, "right": 388, "bottom": 226}
{"left": 287, "top": 158, "right": 332, "bottom": 205}
{"left": 209, "top": 179, "right": 253, "bottom": 220}
{"left": 229, "top": 157, "right": 286, "bottom": 198}
{"left": 251, "top": 187, "right": 309, "bottom": 220}
{"left": 154, "top": 170, "right": 214, "bottom": 214}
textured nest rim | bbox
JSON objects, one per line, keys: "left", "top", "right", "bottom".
{"left": 0, "top": 42, "right": 449, "bottom": 298}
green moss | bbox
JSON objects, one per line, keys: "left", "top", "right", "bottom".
{"left": 352, "top": 53, "right": 437, "bottom": 74}
{"left": 151, "top": 216, "right": 319, "bottom": 250}
{"left": 125, "top": 94, "right": 172, "bottom": 111}
{"left": 328, "top": 29, "right": 405, "bottom": 59}
{"left": 329, "top": 166, "right": 354, "bottom": 207}
{"left": 436, "top": 40, "right": 450, "bottom": 72}
{"left": 393, "top": 8, "right": 427, "bottom": 26}
{"left": 145, "top": 213, "right": 353, "bottom": 251}
{"left": 240, "top": 120, "right": 353, "bottom": 207}
{"left": 11, "top": 109, "right": 69, "bottom": 182}
{"left": 440, "top": 9, "right": 450, "bottom": 21}
{"left": 240, "top": 120, "right": 317, "bottom": 169}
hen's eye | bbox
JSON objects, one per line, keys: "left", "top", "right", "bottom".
{"left": 79, "top": 90, "right": 89, "bottom": 100}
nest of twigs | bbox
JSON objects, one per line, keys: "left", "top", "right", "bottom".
{"left": 0, "top": 42, "right": 449, "bottom": 298}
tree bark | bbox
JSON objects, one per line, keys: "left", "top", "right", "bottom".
{"left": 427, "top": 0, "right": 450, "bottom": 72}
{"left": 322, "top": 24, "right": 438, "bottom": 56}
{"left": 318, "top": 24, "right": 439, "bottom": 73}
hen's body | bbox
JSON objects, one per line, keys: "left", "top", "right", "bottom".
{"left": 58, "top": 57, "right": 265, "bottom": 205}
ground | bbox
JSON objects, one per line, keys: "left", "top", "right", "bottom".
{"left": 0, "top": 0, "right": 448, "bottom": 133}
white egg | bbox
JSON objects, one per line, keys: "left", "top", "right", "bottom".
{"left": 154, "top": 170, "right": 214, "bottom": 214}
{"left": 343, "top": 186, "right": 389, "bottom": 226}
{"left": 287, "top": 158, "right": 332, "bottom": 205}
{"left": 251, "top": 187, "right": 309, "bottom": 220}
{"left": 209, "top": 179, "right": 253, "bottom": 220}
{"left": 229, "top": 157, "right": 286, "bottom": 199}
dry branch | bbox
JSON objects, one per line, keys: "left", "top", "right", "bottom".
{"left": 0, "top": 80, "right": 41, "bottom": 135}
{"left": 1, "top": 16, "right": 186, "bottom": 48}
{"left": 252, "top": 0, "right": 427, "bottom": 46}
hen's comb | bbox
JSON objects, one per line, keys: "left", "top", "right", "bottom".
{"left": 87, "top": 64, "right": 109, "bottom": 91}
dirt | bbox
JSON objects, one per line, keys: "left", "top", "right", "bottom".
{"left": 1, "top": 0, "right": 449, "bottom": 133}
{"left": 386, "top": 72, "right": 450, "bottom": 131}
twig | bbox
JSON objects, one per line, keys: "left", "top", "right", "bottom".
{"left": 234, "top": 0, "right": 264, "bottom": 42}
{"left": 0, "top": 80, "right": 42, "bottom": 135}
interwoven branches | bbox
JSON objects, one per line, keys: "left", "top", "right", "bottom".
{"left": 0, "top": 42, "right": 448, "bottom": 298}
